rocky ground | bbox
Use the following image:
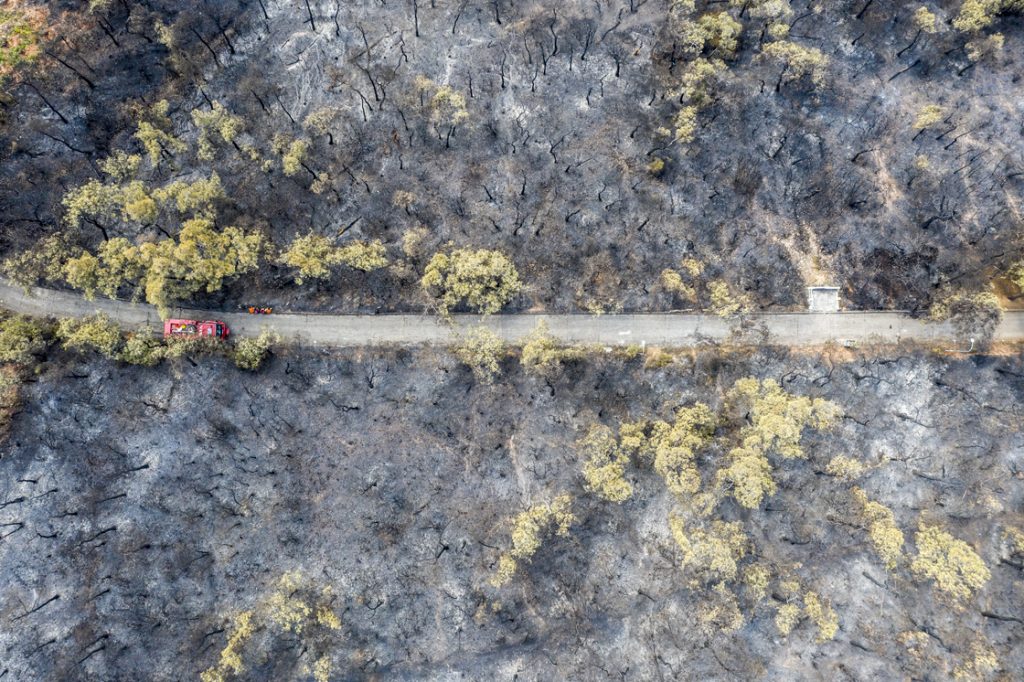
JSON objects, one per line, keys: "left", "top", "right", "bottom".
{"left": 0, "top": 344, "right": 1021, "bottom": 680}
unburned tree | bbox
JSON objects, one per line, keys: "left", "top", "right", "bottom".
{"left": 578, "top": 424, "right": 633, "bottom": 502}
{"left": 56, "top": 314, "right": 122, "bottom": 357}
{"left": 519, "top": 320, "right": 583, "bottom": 378}
{"left": 0, "top": 315, "right": 46, "bottom": 364}
{"left": 233, "top": 330, "right": 278, "bottom": 371}
{"left": 421, "top": 248, "right": 522, "bottom": 316}
{"left": 453, "top": 326, "right": 505, "bottom": 384}
{"left": 279, "top": 234, "right": 388, "bottom": 285}
{"left": 760, "top": 41, "right": 829, "bottom": 91}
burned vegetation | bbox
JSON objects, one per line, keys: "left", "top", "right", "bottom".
{"left": 2, "top": 1, "right": 1024, "bottom": 314}
{"left": 1, "top": 1, "right": 1024, "bottom": 681}
{"left": 0, "top": 345, "right": 1022, "bottom": 678}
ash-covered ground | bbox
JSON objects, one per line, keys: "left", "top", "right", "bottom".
{"left": 2, "top": 1, "right": 1024, "bottom": 313}
{"left": 0, "top": 345, "right": 1021, "bottom": 680}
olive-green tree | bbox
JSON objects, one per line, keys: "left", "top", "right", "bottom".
{"left": 421, "top": 248, "right": 522, "bottom": 316}
{"left": 669, "top": 514, "right": 748, "bottom": 584}
{"left": 2, "top": 234, "right": 74, "bottom": 288}
{"left": 133, "top": 100, "right": 186, "bottom": 166}
{"left": 277, "top": 138, "right": 310, "bottom": 176}
{"left": 519, "top": 320, "right": 582, "bottom": 378}
{"left": 742, "top": 0, "right": 794, "bottom": 39}
{"left": 708, "top": 279, "right": 752, "bottom": 318}
{"left": 929, "top": 290, "right": 1002, "bottom": 345}
{"left": 192, "top": 101, "right": 244, "bottom": 160}
{"left": 490, "top": 494, "right": 575, "bottom": 587}
{"left": 954, "top": 0, "right": 1024, "bottom": 32}
{"left": 100, "top": 151, "right": 143, "bottom": 182}
{"left": 453, "top": 326, "right": 505, "bottom": 384}
{"left": 965, "top": 31, "right": 1005, "bottom": 61}
{"left": 913, "top": 104, "right": 944, "bottom": 130}
{"left": 852, "top": 487, "right": 905, "bottom": 570}
{"left": 619, "top": 403, "right": 717, "bottom": 498}
{"left": 336, "top": 240, "right": 388, "bottom": 272}
{"left": 278, "top": 233, "right": 337, "bottom": 284}
{"left": 914, "top": 6, "right": 940, "bottom": 33}
{"left": 578, "top": 424, "right": 633, "bottom": 502}
{"left": 687, "top": 12, "right": 743, "bottom": 57}
{"left": 761, "top": 41, "right": 829, "bottom": 90}
{"left": 233, "top": 330, "right": 279, "bottom": 371}
{"left": 118, "top": 333, "right": 166, "bottom": 367}
{"left": 56, "top": 314, "right": 122, "bottom": 357}
{"left": 716, "top": 378, "right": 840, "bottom": 508}
{"left": 304, "top": 107, "right": 341, "bottom": 145}
{"left": 911, "top": 523, "right": 990, "bottom": 603}
{"left": 279, "top": 234, "right": 388, "bottom": 285}
{"left": 0, "top": 315, "right": 46, "bottom": 364}
{"left": 414, "top": 76, "right": 470, "bottom": 146}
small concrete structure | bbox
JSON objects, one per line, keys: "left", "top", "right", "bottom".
{"left": 806, "top": 286, "right": 840, "bottom": 312}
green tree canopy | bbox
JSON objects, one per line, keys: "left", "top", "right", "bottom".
{"left": 421, "top": 248, "right": 522, "bottom": 316}
{"left": 0, "top": 315, "right": 46, "bottom": 364}
{"left": 56, "top": 314, "right": 122, "bottom": 357}
{"left": 453, "top": 326, "right": 505, "bottom": 384}
{"left": 279, "top": 234, "right": 388, "bottom": 285}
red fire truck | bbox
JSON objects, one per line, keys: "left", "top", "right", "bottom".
{"left": 163, "top": 319, "right": 230, "bottom": 340}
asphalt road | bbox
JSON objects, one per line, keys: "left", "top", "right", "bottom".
{"left": 2, "top": 280, "right": 1020, "bottom": 348}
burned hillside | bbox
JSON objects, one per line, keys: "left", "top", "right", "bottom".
{"left": 1, "top": 1, "right": 1023, "bottom": 313}
{"left": 0, "top": 346, "right": 1021, "bottom": 679}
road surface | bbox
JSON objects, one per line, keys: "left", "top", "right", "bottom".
{"left": 2, "top": 280, "right": 1020, "bottom": 348}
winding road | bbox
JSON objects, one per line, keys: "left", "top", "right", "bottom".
{"left": 2, "top": 280, "right": 1021, "bottom": 348}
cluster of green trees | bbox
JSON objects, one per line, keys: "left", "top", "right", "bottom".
{"left": 3, "top": 87, "right": 528, "bottom": 320}
{"left": 593, "top": 378, "right": 840, "bottom": 509}
{"left": 421, "top": 247, "right": 522, "bottom": 316}
{"left": 62, "top": 218, "right": 262, "bottom": 316}
{"left": 489, "top": 493, "right": 575, "bottom": 587}
{"left": 570, "top": 374, "right": 992, "bottom": 641}
{"left": 0, "top": 314, "right": 46, "bottom": 365}
{"left": 201, "top": 571, "right": 342, "bottom": 682}
{"left": 277, "top": 234, "right": 387, "bottom": 285}
{"left": 0, "top": 313, "right": 277, "bottom": 371}
{"left": 954, "top": 0, "right": 1024, "bottom": 32}
{"left": 412, "top": 75, "right": 470, "bottom": 147}
{"left": 54, "top": 314, "right": 278, "bottom": 371}
{"left": 452, "top": 320, "right": 591, "bottom": 385}
{"left": 570, "top": 377, "right": 845, "bottom": 638}
{"left": 660, "top": 258, "right": 752, "bottom": 317}
{"left": 662, "top": 0, "right": 827, "bottom": 146}
{"left": 952, "top": 0, "right": 1022, "bottom": 63}
{"left": 2, "top": 100, "right": 268, "bottom": 315}
{"left": 806, "top": 437, "right": 990, "bottom": 608}
{"left": 1, "top": 96, "right": 399, "bottom": 315}
{"left": 665, "top": 4, "right": 740, "bottom": 144}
